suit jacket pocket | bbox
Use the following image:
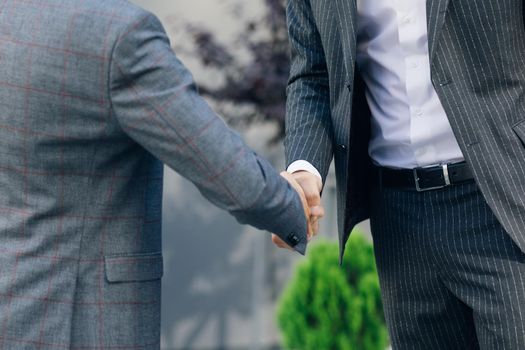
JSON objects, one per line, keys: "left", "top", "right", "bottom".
{"left": 105, "top": 252, "right": 163, "bottom": 283}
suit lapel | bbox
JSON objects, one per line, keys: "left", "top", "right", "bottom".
{"left": 333, "top": 0, "right": 358, "bottom": 74}
{"left": 427, "top": 0, "right": 451, "bottom": 61}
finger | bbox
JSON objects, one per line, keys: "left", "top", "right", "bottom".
{"left": 308, "top": 216, "right": 320, "bottom": 239}
{"left": 272, "top": 234, "right": 294, "bottom": 251}
{"left": 301, "top": 184, "right": 321, "bottom": 207}
{"left": 308, "top": 205, "right": 323, "bottom": 239}
{"left": 310, "top": 205, "right": 325, "bottom": 218}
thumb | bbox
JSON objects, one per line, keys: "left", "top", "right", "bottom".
{"left": 309, "top": 205, "right": 325, "bottom": 218}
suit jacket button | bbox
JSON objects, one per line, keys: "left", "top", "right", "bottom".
{"left": 287, "top": 233, "right": 300, "bottom": 246}
{"left": 339, "top": 144, "right": 347, "bottom": 152}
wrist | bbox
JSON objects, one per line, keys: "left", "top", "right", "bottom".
{"left": 286, "top": 160, "right": 323, "bottom": 184}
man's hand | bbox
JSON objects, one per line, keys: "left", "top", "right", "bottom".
{"left": 290, "top": 171, "right": 324, "bottom": 236}
{"left": 272, "top": 171, "right": 324, "bottom": 251}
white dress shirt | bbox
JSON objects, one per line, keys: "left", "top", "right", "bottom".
{"left": 288, "top": 0, "right": 465, "bottom": 180}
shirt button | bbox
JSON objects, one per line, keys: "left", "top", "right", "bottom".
{"left": 415, "top": 109, "right": 423, "bottom": 117}
{"left": 411, "top": 61, "right": 420, "bottom": 69}
{"left": 403, "top": 16, "right": 414, "bottom": 24}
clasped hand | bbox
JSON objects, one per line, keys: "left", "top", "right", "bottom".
{"left": 272, "top": 171, "right": 324, "bottom": 251}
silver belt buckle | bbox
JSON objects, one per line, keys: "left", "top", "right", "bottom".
{"left": 413, "top": 164, "right": 451, "bottom": 192}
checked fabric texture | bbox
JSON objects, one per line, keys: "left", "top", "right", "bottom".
{"left": 0, "top": 0, "right": 308, "bottom": 349}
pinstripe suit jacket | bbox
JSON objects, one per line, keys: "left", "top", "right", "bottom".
{"left": 285, "top": 0, "right": 525, "bottom": 260}
{"left": 0, "top": 0, "right": 308, "bottom": 348}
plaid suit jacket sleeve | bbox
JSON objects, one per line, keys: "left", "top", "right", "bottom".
{"left": 109, "top": 12, "right": 307, "bottom": 253}
{"left": 285, "top": 0, "right": 334, "bottom": 184}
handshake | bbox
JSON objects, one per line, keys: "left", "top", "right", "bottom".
{"left": 272, "top": 170, "right": 325, "bottom": 251}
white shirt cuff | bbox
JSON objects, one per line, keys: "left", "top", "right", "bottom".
{"left": 287, "top": 160, "right": 323, "bottom": 182}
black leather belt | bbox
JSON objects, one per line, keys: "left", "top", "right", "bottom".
{"left": 375, "top": 161, "right": 474, "bottom": 192}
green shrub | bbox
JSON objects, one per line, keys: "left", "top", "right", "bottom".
{"left": 277, "top": 232, "right": 389, "bottom": 350}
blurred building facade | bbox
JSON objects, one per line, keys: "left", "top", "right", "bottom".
{"left": 129, "top": 1, "right": 367, "bottom": 349}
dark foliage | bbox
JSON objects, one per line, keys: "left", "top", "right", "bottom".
{"left": 171, "top": 0, "right": 290, "bottom": 141}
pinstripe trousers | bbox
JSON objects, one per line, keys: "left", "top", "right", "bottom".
{"left": 370, "top": 180, "right": 525, "bottom": 349}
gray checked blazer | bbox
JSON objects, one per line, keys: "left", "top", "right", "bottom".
{"left": 285, "top": 0, "right": 525, "bottom": 260}
{"left": 0, "top": 0, "right": 308, "bottom": 349}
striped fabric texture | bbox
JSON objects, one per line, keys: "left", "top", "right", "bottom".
{"left": 285, "top": 0, "right": 525, "bottom": 261}
{"left": 285, "top": 0, "right": 525, "bottom": 347}
{"left": 370, "top": 182, "right": 525, "bottom": 349}
{"left": 0, "top": 0, "right": 308, "bottom": 348}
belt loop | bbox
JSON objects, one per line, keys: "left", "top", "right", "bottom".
{"left": 442, "top": 164, "right": 451, "bottom": 186}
